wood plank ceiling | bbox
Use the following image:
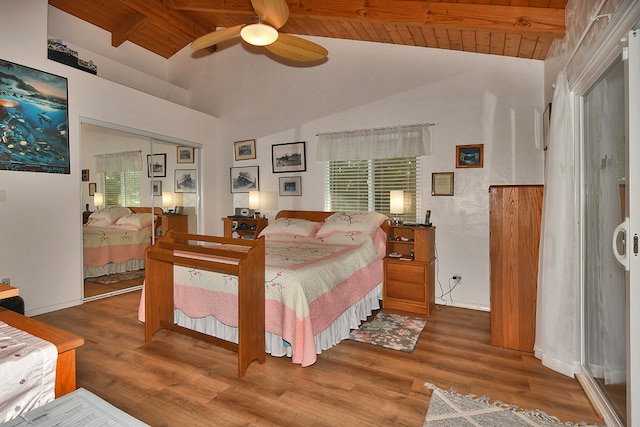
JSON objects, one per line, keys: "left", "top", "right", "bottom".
{"left": 48, "top": 0, "right": 567, "bottom": 60}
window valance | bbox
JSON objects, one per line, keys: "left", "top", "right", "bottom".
{"left": 95, "top": 150, "right": 143, "bottom": 173}
{"left": 316, "top": 123, "right": 433, "bottom": 161}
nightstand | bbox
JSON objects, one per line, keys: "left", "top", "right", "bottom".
{"left": 222, "top": 217, "right": 268, "bottom": 239}
{"left": 383, "top": 225, "right": 436, "bottom": 315}
{"left": 161, "top": 214, "right": 188, "bottom": 235}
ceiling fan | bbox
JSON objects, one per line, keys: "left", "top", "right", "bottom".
{"left": 191, "top": 0, "right": 328, "bottom": 62}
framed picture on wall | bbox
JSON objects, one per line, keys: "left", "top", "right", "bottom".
{"left": 279, "top": 176, "right": 302, "bottom": 196}
{"left": 151, "top": 180, "right": 162, "bottom": 196}
{"left": 230, "top": 166, "right": 259, "bottom": 193}
{"left": 234, "top": 139, "right": 256, "bottom": 161}
{"left": 88, "top": 182, "right": 96, "bottom": 196}
{"left": 81, "top": 169, "right": 89, "bottom": 181}
{"left": 431, "top": 172, "right": 454, "bottom": 196}
{"left": 147, "top": 153, "right": 167, "bottom": 177}
{"left": 177, "top": 146, "right": 194, "bottom": 163}
{"left": 456, "top": 144, "right": 484, "bottom": 168}
{"left": 175, "top": 169, "right": 197, "bottom": 193}
{"left": 272, "top": 141, "right": 306, "bottom": 173}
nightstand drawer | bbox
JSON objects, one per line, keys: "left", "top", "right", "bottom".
{"left": 385, "top": 262, "right": 426, "bottom": 284}
{"left": 385, "top": 278, "right": 426, "bottom": 302}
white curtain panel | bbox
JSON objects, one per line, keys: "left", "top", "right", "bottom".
{"left": 316, "top": 123, "right": 432, "bottom": 161}
{"left": 95, "top": 150, "right": 143, "bottom": 173}
{"left": 534, "top": 70, "right": 580, "bottom": 378}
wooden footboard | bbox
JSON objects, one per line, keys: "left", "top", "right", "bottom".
{"left": 0, "top": 308, "right": 84, "bottom": 397}
{"left": 145, "top": 231, "right": 265, "bottom": 377}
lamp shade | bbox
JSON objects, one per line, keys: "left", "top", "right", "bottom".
{"left": 162, "top": 192, "right": 173, "bottom": 209}
{"left": 240, "top": 23, "right": 278, "bottom": 46}
{"left": 93, "top": 192, "right": 104, "bottom": 208}
{"left": 390, "top": 190, "right": 404, "bottom": 214}
{"left": 249, "top": 190, "right": 260, "bottom": 210}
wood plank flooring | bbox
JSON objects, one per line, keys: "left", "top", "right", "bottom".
{"left": 34, "top": 292, "right": 604, "bottom": 426}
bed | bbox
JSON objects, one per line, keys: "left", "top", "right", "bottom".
{"left": 83, "top": 206, "right": 163, "bottom": 279}
{"left": 141, "top": 210, "right": 388, "bottom": 374}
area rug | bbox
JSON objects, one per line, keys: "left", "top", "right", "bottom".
{"left": 423, "top": 383, "right": 603, "bottom": 427}
{"left": 348, "top": 312, "right": 426, "bottom": 352}
{"left": 87, "top": 270, "right": 145, "bottom": 285}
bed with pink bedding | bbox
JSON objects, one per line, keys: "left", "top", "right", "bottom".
{"left": 83, "top": 206, "right": 162, "bottom": 278}
{"left": 141, "top": 210, "right": 388, "bottom": 369}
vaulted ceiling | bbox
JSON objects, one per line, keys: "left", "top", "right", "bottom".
{"left": 48, "top": 0, "right": 567, "bottom": 60}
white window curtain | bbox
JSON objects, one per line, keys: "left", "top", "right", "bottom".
{"left": 535, "top": 70, "right": 580, "bottom": 378}
{"left": 95, "top": 150, "right": 143, "bottom": 173}
{"left": 316, "top": 123, "right": 433, "bottom": 161}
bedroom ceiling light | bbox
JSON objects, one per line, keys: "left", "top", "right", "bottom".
{"left": 390, "top": 190, "right": 404, "bottom": 225}
{"left": 240, "top": 21, "right": 278, "bottom": 46}
{"left": 93, "top": 192, "right": 104, "bottom": 210}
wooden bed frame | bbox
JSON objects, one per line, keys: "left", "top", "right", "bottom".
{"left": 129, "top": 206, "right": 164, "bottom": 237}
{"left": 0, "top": 308, "right": 84, "bottom": 397}
{"left": 144, "top": 230, "right": 265, "bottom": 377}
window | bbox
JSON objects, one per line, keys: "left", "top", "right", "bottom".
{"left": 102, "top": 171, "right": 141, "bottom": 207}
{"left": 325, "top": 157, "right": 420, "bottom": 223}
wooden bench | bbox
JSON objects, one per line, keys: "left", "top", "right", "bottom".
{"left": 0, "top": 308, "right": 84, "bottom": 397}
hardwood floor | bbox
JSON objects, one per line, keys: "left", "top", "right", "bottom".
{"left": 34, "top": 292, "right": 603, "bottom": 426}
{"left": 84, "top": 277, "right": 145, "bottom": 299}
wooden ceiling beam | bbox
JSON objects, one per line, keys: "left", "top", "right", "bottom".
{"left": 168, "top": 0, "right": 564, "bottom": 38}
{"left": 112, "top": 12, "right": 149, "bottom": 47}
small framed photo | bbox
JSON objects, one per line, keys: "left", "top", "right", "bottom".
{"left": 175, "top": 169, "right": 197, "bottom": 193}
{"left": 230, "top": 166, "right": 259, "bottom": 193}
{"left": 272, "top": 141, "right": 306, "bottom": 173}
{"left": 88, "top": 182, "right": 96, "bottom": 196}
{"left": 432, "top": 172, "right": 454, "bottom": 196}
{"left": 81, "top": 169, "right": 90, "bottom": 182}
{"left": 234, "top": 139, "right": 256, "bottom": 161}
{"left": 456, "top": 144, "right": 483, "bottom": 168}
{"left": 279, "top": 176, "right": 302, "bottom": 196}
{"left": 177, "top": 146, "right": 194, "bottom": 163}
{"left": 151, "top": 180, "right": 162, "bottom": 196}
{"left": 147, "top": 153, "right": 167, "bottom": 177}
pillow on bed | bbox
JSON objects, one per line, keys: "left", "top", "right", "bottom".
{"left": 259, "top": 218, "right": 321, "bottom": 238}
{"left": 315, "top": 211, "right": 388, "bottom": 238}
{"left": 114, "top": 213, "right": 154, "bottom": 229}
{"left": 87, "top": 206, "right": 132, "bottom": 225}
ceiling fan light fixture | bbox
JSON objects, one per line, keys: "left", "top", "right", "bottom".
{"left": 241, "top": 22, "right": 278, "bottom": 46}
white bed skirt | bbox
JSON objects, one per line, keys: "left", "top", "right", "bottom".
{"left": 83, "top": 259, "right": 145, "bottom": 279}
{"left": 174, "top": 283, "right": 382, "bottom": 360}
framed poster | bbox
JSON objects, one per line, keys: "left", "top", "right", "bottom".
{"left": 279, "top": 176, "right": 302, "bottom": 196}
{"left": 0, "top": 58, "right": 69, "bottom": 174}
{"left": 175, "top": 169, "right": 197, "bottom": 193}
{"left": 432, "top": 172, "right": 454, "bottom": 196}
{"left": 151, "top": 180, "right": 162, "bottom": 196}
{"left": 272, "top": 141, "right": 306, "bottom": 173}
{"left": 177, "top": 146, "right": 194, "bottom": 163}
{"left": 230, "top": 166, "right": 259, "bottom": 193}
{"left": 147, "top": 153, "right": 166, "bottom": 177}
{"left": 456, "top": 144, "right": 484, "bottom": 168}
{"left": 234, "top": 139, "right": 256, "bottom": 161}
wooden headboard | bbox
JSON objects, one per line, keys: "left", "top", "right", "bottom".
{"left": 275, "top": 210, "right": 389, "bottom": 235}
{"left": 130, "top": 206, "right": 164, "bottom": 216}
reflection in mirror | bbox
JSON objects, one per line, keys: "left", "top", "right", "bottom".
{"left": 80, "top": 123, "right": 199, "bottom": 301}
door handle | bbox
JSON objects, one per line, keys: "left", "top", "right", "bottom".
{"left": 613, "top": 217, "right": 630, "bottom": 271}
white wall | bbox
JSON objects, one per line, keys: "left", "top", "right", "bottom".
{"left": 0, "top": 0, "right": 217, "bottom": 315}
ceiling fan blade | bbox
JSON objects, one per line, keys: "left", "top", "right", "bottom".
{"left": 191, "top": 25, "right": 243, "bottom": 50}
{"left": 264, "top": 33, "right": 328, "bottom": 62}
{"left": 251, "top": 0, "right": 289, "bottom": 29}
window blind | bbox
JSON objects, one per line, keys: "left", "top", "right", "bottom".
{"left": 103, "top": 171, "right": 141, "bottom": 207}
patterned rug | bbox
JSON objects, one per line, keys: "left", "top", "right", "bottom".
{"left": 423, "top": 383, "right": 603, "bottom": 427}
{"left": 348, "top": 312, "right": 427, "bottom": 352}
{"left": 87, "top": 270, "right": 145, "bottom": 285}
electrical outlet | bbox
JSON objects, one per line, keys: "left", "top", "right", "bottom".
{"left": 452, "top": 274, "right": 462, "bottom": 281}
{"left": 1, "top": 277, "right": 10, "bottom": 286}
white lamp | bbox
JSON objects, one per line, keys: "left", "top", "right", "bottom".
{"left": 249, "top": 190, "right": 260, "bottom": 217}
{"left": 241, "top": 21, "right": 279, "bottom": 46}
{"left": 162, "top": 192, "right": 173, "bottom": 213}
{"left": 390, "top": 190, "right": 404, "bottom": 225}
{"left": 93, "top": 192, "right": 104, "bottom": 210}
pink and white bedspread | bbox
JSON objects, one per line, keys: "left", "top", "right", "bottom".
{"left": 0, "top": 322, "right": 57, "bottom": 423}
{"left": 172, "top": 230, "right": 385, "bottom": 366}
{"left": 83, "top": 224, "right": 152, "bottom": 278}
